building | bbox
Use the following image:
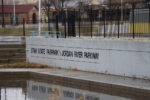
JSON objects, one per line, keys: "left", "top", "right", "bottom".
{"left": 1, "top": 0, "right": 37, "bottom": 5}
{"left": 0, "top": 4, "right": 38, "bottom": 25}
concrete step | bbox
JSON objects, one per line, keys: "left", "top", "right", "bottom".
{"left": 0, "top": 53, "right": 26, "bottom": 59}
{"left": 0, "top": 58, "right": 26, "bottom": 64}
{"left": 0, "top": 44, "right": 26, "bottom": 64}
{"left": 0, "top": 48, "right": 25, "bottom": 54}
{"left": 0, "top": 44, "right": 25, "bottom": 48}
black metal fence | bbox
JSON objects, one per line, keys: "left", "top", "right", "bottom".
{"left": 55, "top": 5, "right": 150, "bottom": 39}
{"left": 1, "top": 2, "right": 150, "bottom": 39}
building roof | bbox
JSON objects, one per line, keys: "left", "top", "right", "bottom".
{"left": 0, "top": 4, "right": 38, "bottom": 14}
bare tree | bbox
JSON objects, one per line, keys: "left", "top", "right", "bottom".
{"left": 42, "top": 0, "right": 53, "bottom": 32}
{"left": 42, "top": 0, "right": 62, "bottom": 36}
{"left": 42, "top": 0, "right": 62, "bottom": 18}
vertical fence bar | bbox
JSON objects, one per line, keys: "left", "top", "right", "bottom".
{"left": 149, "top": 4, "right": 150, "bottom": 38}
{"left": 132, "top": 1, "right": 135, "bottom": 39}
{"left": 48, "top": 6, "right": 50, "bottom": 33}
{"left": 23, "top": 18, "right": 25, "bottom": 36}
{"left": 62, "top": 0, "right": 64, "bottom": 8}
{"left": 67, "top": 10, "right": 69, "bottom": 37}
{"left": 104, "top": 8, "right": 106, "bottom": 38}
{"left": 64, "top": 10, "right": 67, "bottom": 38}
{"left": 90, "top": 6, "right": 93, "bottom": 38}
{"left": 74, "top": 9, "right": 76, "bottom": 37}
{"left": 99, "top": 9, "right": 101, "bottom": 37}
{"left": 1, "top": 0, "right": 5, "bottom": 27}
{"left": 99, "top": 10, "right": 102, "bottom": 37}
{"left": 137, "top": 8, "right": 140, "bottom": 37}
{"left": 56, "top": 13, "right": 59, "bottom": 38}
{"left": 109, "top": 9, "right": 112, "bottom": 37}
{"left": 118, "top": 7, "right": 120, "bottom": 38}
{"left": 78, "top": 8, "right": 81, "bottom": 37}
{"left": 61, "top": 0, "right": 66, "bottom": 38}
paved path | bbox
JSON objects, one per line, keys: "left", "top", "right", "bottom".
{"left": 0, "top": 68, "right": 150, "bottom": 91}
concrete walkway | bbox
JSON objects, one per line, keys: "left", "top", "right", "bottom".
{"left": 0, "top": 68, "right": 150, "bottom": 91}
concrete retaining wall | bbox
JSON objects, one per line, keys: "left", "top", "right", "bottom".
{"left": 26, "top": 37, "right": 150, "bottom": 79}
{"left": 0, "top": 36, "right": 22, "bottom": 44}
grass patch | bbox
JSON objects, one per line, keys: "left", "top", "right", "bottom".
{"left": 0, "top": 25, "right": 99, "bottom": 36}
{"left": 0, "top": 27, "right": 38, "bottom": 36}
{"left": 0, "top": 27, "right": 23, "bottom": 36}
{"left": 0, "top": 27, "right": 65, "bottom": 36}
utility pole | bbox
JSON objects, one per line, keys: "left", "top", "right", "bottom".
{"left": 1, "top": 0, "right": 5, "bottom": 27}
{"left": 38, "top": 0, "right": 41, "bottom": 35}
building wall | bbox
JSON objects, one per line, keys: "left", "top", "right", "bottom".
{"left": 18, "top": 13, "right": 28, "bottom": 24}
{"left": 0, "top": 14, "right": 11, "bottom": 24}
{"left": 28, "top": 7, "right": 39, "bottom": 24}
{"left": 0, "top": 6, "right": 38, "bottom": 24}
{"left": 26, "top": 37, "right": 150, "bottom": 79}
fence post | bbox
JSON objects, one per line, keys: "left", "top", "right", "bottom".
{"left": 118, "top": 7, "right": 120, "bottom": 38}
{"left": 132, "top": 2, "right": 135, "bottom": 39}
{"left": 23, "top": 18, "right": 25, "bottom": 36}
